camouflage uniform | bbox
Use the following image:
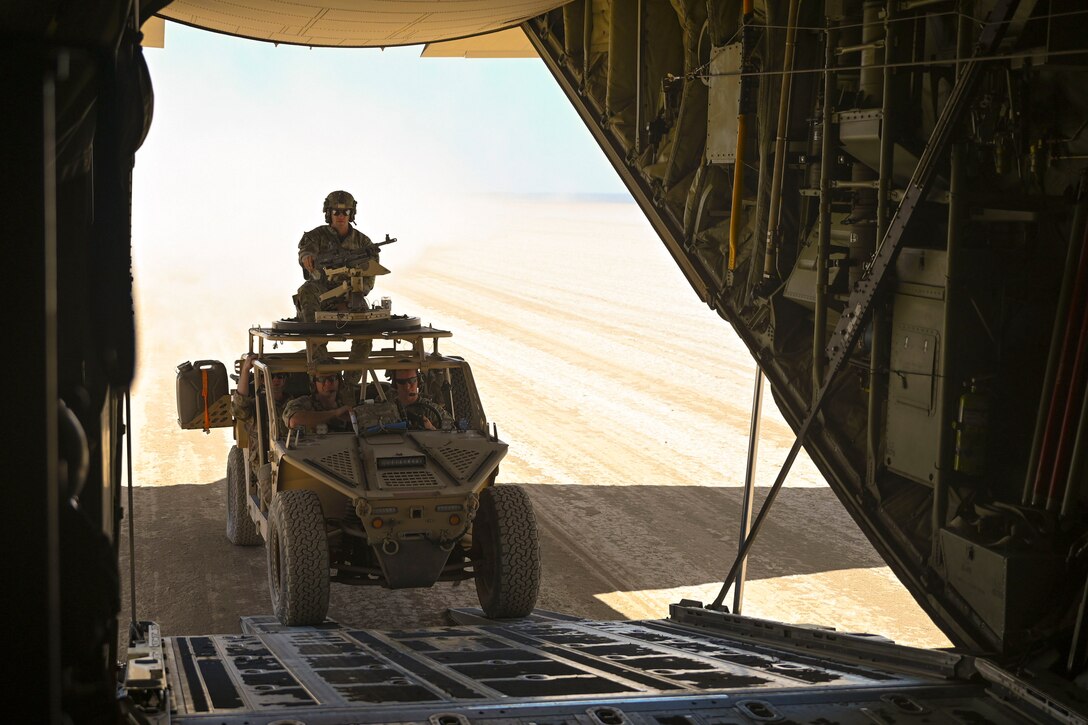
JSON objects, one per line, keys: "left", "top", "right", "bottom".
{"left": 232, "top": 390, "right": 285, "bottom": 505}
{"left": 282, "top": 388, "right": 356, "bottom": 433}
{"left": 294, "top": 225, "right": 380, "bottom": 322}
{"left": 231, "top": 390, "right": 285, "bottom": 425}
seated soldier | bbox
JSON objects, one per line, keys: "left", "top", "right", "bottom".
{"left": 282, "top": 359, "right": 357, "bottom": 432}
{"left": 232, "top": 353, "right": 288, "bottom": 426}
{"left": 388, "top": 369, "right": 453, "bottom": 430}
{"left": 232, "top": 353, "right": 290, "bottom": 505}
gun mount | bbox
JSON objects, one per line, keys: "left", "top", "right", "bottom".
{"left": 310, "top": 236, "right": 398, "bottom": 323}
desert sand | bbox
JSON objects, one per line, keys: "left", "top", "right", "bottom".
{"left": 119, "top": 194, "right": 950, "bottom": 649}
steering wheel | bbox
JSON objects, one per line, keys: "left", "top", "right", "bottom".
{"left": 404, "top": 401, "right": 446, "bottom": 430}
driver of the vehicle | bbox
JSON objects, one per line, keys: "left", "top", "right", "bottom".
{"left": 389, "top": 369, "right": 452, "bottom": 430}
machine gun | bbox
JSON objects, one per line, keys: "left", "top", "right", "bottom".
{"left": 313, "top": 235, "right": 397, "bottom": 319}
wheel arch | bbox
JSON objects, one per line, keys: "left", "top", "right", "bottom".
{"left": 275, "top": 457, "right": 351, "bottom": 528}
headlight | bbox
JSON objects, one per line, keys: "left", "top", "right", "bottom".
{"left": 376, "top": 455, "right": 426, "bottom": 469}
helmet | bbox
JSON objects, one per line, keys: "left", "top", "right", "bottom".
{"left": 310, "top": 356, "right": 343, "bottom": 389}
{"left": 385, "top": 367, "right": 420, "bottom": 382}
{"left": 311, "top": 356, "right": 341, "bottom": 377}
{"left": 323, "top": 190, "right": 357, "bottom": 223}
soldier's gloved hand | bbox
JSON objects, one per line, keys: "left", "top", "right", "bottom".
{"left": 302, "top": 255, "right": 315, "bottom": 273}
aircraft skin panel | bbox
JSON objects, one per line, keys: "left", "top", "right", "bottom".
{"left": 421, "top": 27, "right": 537, "bottom": 58}
{"left": 155, "top": 0, "right": 571, "bottom": 48}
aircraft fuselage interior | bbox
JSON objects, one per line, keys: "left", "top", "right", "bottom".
{"left": 7, "top": 0, "right": 1088, "bottom": 721}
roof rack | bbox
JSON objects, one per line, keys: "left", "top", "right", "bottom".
{"left": 247, "top": 322, "right": 454, "bottom": 373}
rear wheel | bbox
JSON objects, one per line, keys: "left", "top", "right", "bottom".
{"left": 267, "top": 490, "right": 330, "bottom": 625}
{"left": 226, "top": 446, "right": 261, "bottom": 546}
{"left": 473, "top": 485, "right": 541, "bottom": 618}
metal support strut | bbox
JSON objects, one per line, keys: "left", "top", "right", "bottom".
{"left": 732, "top": 368, "right": 764, "bottom": 614}
{"left": 710, "top": 0, "right": 1021, "bottom": 610}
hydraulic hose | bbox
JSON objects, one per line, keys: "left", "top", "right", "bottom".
{"left": 1061, "top": 374, "right": 1088, "bottom": 518}
{"left": 729, "top": 114, "right": 747, "bottom": 278}
{"left": 1024, "top": 174, "right": 1088, "bottom": 504}
{"left": 760, "top": 0, "right": 801, "bottom": 283}
{"left": 1048, "top": 275, "right": 1088, "bottom": 511}
{"left": 728, "top": 0, "right": 754, "bottom": 284}
{"left": 1032, "top": 219, "right": 1088, "bottom": 506}
{"left": 813, "top": 21, "right": 837, "bottom": 393}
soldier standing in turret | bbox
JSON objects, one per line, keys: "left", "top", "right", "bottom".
{"left": 294, "top": 190, "right": 381, "bottom": 322}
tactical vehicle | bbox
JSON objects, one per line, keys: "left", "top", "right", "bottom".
{"left": 178, "top": 318, "right": 541, "bottom": 624}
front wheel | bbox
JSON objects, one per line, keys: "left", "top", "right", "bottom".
{"left": 226, "top": 446, "right": 261, "bottom": 546}
{"left": 472, "top": 485, "right": 541, "bottom": 618}
{"left": 267, "top": 490, "right": 330, "bottom": 626}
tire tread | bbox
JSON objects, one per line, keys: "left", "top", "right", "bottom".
{"left": 475, "top": 485, "right": 541, "bottom": 618}
{"left": 226, "top": 446, "right": 261, "bottom": 546}
{"left": 268, "top": 489, "right": 330, "bottom": 625}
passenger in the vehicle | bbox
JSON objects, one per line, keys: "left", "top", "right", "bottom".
{"left": 282, "top": 360, "right": 356, "bottom": 432}
{"left": 388, "top": 369, "right": 453, "bottom": 430}
{"left": 232, "top": 354, "right": 291, "bottom": 502}
{"left": 232, "top": 353, "right": 289, "bottom": 428}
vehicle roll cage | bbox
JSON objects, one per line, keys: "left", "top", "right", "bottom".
{"left": 241, "top": 324, "right": 482, "bottom": 466}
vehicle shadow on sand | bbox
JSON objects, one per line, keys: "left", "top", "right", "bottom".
{"left": 118, "top": 480, "right": 889, "bottom": 637}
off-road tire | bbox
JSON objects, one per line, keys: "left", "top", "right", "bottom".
{"left": 473, "top": 485, "right": 541, "bottom": 618}
{"left": 267, "top": 490, "right": 330, "bottom": 626}
{"left": 226, "top": 446, "right": 261, "bottom": 546}
{"left": 447, "top": 365, "right": 473, "bottom": 424}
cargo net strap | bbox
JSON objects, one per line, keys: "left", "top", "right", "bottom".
{"left": 181, "top": 394, "right": 233, "bottom": 431}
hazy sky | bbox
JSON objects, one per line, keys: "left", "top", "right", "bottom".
{"left": 132, "top": 20, "right": 627, "bottom": 269}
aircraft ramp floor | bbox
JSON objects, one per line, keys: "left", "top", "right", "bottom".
{"left": 148, "top": 604, "right": 1067, "bottom": 723}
